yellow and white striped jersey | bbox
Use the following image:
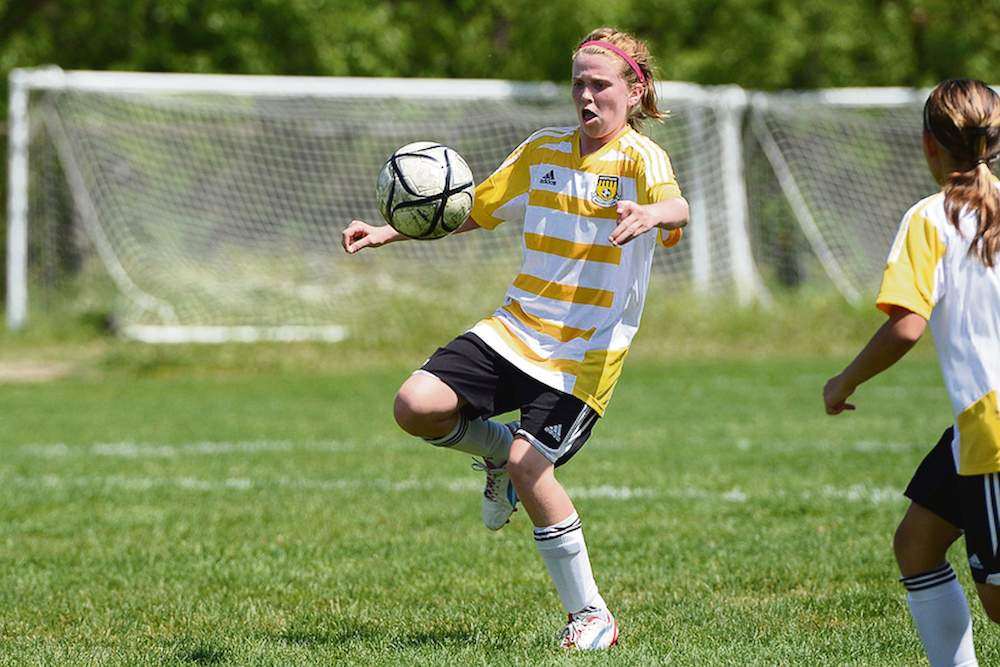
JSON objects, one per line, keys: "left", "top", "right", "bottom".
{"left": 468, "top": 124, "right": 684, "bottom": 415}
{"left": 878, "top": 182, "right": 1000, "bottom": 475}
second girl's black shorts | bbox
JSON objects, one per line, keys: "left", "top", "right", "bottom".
{"left": 905, "top": 426, "right": 1000, "bottom": 585}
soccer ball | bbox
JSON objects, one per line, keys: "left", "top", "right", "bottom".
{"left": 376, "top": 141, "right": 475, "bottom": 240}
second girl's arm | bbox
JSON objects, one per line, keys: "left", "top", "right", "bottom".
{"left": 823, "top": 305, "right": 928, "bottom": 415}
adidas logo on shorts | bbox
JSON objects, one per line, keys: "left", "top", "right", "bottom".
{"left": 544, "top": 424, "right": 563, "bottom": 442}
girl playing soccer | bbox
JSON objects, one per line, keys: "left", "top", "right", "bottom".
{"left": 343, "top": 27, "right": 689, "bottom": 649}
{"left": 824, "top": 78, "right": 1000, "bottom": 667}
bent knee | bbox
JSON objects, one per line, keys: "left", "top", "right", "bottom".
{"left": 392, "top": 393, "right": 424, "bottom": 435}
{"left": 393, "top": 393, "right": 445, "bottom": 437}
{"left": 393, "top": 374, "right": 461, "bottom": 438}
{"left": 893, "top": 525, "right": 945, "bottom": 577}
{"left": 893, "top": 504, "right": 962, "bottom": 576}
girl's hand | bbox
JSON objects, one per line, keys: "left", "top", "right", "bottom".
{"left": 823, "top": 374, "right": 857, "bottom": 415}
{"left": 609, "top": 197, "right": 689, "bottom": 247}
{"left": 609, "top": 201, "right": 657, "bottom": 246}
{"left": 342, "top": 220, "right": 403, "bottom": 254}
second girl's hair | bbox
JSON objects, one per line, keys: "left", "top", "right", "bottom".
{"left": 575, "top": 28, "right": 665, "bottom": 130}
{"left": 924, "top": 78, "right": 1000, "bottom": 267}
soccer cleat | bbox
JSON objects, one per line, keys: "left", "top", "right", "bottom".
{"left": 473, "top": 422, "right": 520, "bottom": 530}
{"left": 472, "top": 457, "right": 518, "bottom": 530}
{"left": 558, "top": 606, "right": 620, "bottom": 650}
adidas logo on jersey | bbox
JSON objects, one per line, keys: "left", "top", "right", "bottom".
{"left": 544, "top": 424, "right": 563, "bottom": 442}
{"left": 539, "top": 170, "right": 557, "bottom": 186}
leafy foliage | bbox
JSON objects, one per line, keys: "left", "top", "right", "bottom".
{"left": 2, "top": 0, "right": 999, "bottom": 92}
{"left": 1, "top": 0, "right": 998, "bottom": 301}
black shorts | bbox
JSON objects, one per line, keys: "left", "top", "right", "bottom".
{"left": 418, "top": 333, "right": 598, "bottom": 467}
{"left": 905, "top": 427, "right": 1000, "bottom": 585}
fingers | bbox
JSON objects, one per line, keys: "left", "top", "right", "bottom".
{"left": 342, "top": 220, "right": 371, "bottom": 254}
{"left": 823, "top": 375, "right": 857, "bottom": 416}
{"left": 609, "top": 201, "right": 648, "bottom": 246}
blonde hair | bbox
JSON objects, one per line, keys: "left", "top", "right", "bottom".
{"left": 574, "top": 28, "right": 665, "bottom": 130}
{"left": 924, "top": 78, "right": 1000, "bottom": 266}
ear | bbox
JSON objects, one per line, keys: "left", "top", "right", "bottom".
{"left": 923, "top": 129, "right": 939, "bottom": 158}
{"left": 628, "top": 82, "right": 645, "bottom": 108}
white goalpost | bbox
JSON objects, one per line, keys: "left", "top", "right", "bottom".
{"left": 6, "top": 68, "right": 764, "bottom": 342}
{"left": 7, "top": 68, "right": 940, "bottom": 342}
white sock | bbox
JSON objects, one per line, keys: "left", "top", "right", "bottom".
{"left": 901, "top": 563, "right": 978, "bottom": 667}
{"left": 534, "top": 511, "right": 604, "bottom": 614}
{"left": 423, "top": 413, "right": 513, "bottom": 463}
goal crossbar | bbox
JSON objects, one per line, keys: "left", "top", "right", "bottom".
{"left": 7, "top": 67, "right": 940, "bottom": 342}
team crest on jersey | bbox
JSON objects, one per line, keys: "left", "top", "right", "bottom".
{"left": 591, "top": 175, "right": 620, "bottom": 207}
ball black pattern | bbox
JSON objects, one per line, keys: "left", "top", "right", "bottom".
{"left": 376, "top": 142, "right": 475, "bottom": 240}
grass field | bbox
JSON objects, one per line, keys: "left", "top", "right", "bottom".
{"left": 1, "top": 294, "right": 997, "bottom": 665}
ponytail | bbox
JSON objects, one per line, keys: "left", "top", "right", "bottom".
{"left": 925, "top": 79, "right": 1000, "bottom": 267}
{"left": 941, "top": 163, "right": 1000, "bottom": 267}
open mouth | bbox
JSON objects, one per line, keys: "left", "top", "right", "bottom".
{"left": 581, "top": 109, "right": 598, "bottom": 123}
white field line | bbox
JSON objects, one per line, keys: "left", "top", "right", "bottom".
{"left": 1, "top": 473, "right": 658, "bottom": 499}
{"left": 582, "top": 438, "right": 921, "bottom": 454}
{"left": 0, "top": 473, "right": 903, "bottom": 505}
{"left": 17, "top": 440, "right": 339, "bottom": 458}
{"left": 15, "top": 438, "right": 920, "bottom": 459}
{"left": 3, "top": 440, "right": 906, "bottom": 504}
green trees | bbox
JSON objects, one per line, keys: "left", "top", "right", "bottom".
{"left": 3, "top": 0, "right": 998, "bottom": 90}
{"left": 1, "top": 0, "right": 997, "bottom": 307}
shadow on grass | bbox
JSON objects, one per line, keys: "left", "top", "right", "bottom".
{"left": 172, "top": 639, "right": 229, "bottom": 665}
{"left": 277, "top": 619, "right": 505, "bottom": 651}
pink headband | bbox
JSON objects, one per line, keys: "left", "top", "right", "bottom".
{"left": 579, "top": 40, "right": 646, "bottom": 84}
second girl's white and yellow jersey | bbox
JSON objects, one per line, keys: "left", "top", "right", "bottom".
{"left": 878, "top": 182, "right": 1000, "bottom": 475}
{"left": 468, "top": 124, "right": 684, "bottom": 415}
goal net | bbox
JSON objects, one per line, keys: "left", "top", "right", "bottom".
{"left": 7, "top": 69, "right": 939, "bottom": 342}
{"left": 746, "top": 88, "right": 938, "bottom": 304}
